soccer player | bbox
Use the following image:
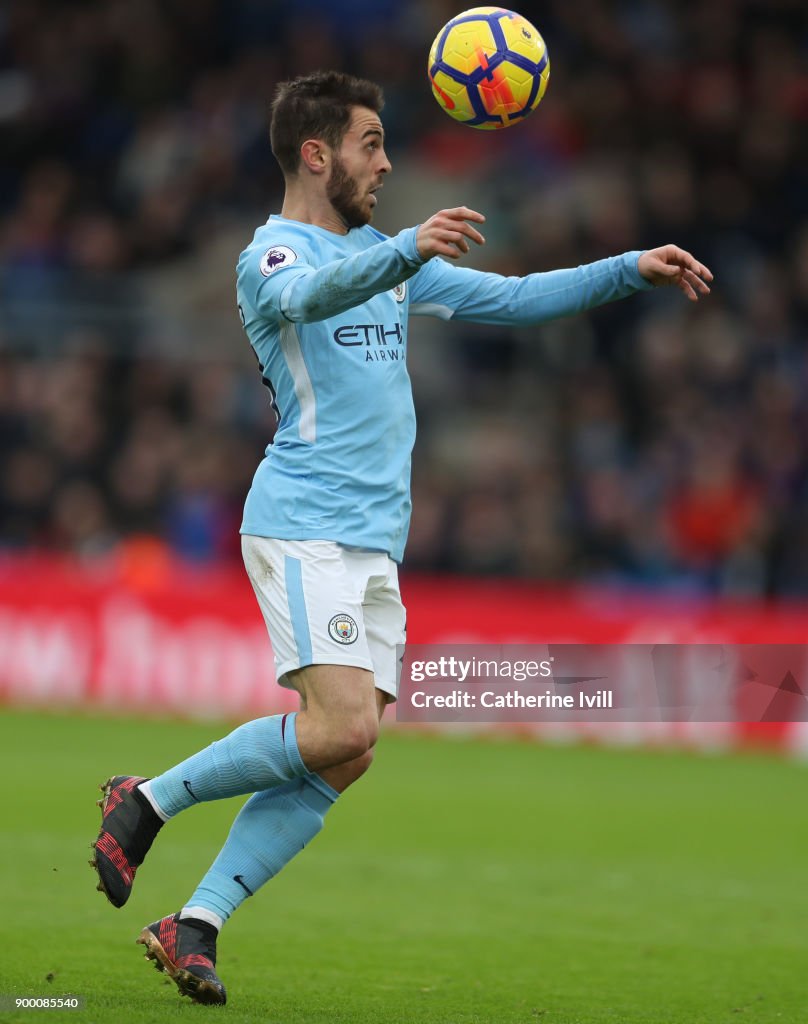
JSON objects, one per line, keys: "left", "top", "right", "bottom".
{"left": 91, "top": 71, "right": 712, "bottom": 1005}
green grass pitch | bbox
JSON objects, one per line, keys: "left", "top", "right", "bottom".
{"left": 1, "top": 710, "right": 806, "bottom": 1024}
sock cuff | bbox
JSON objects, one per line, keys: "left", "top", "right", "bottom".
{"left": 180, "top": 906, "right": 224, "bottom": 932}
{"left": 282, "top": 712, "right": 307, "bottom": 776}
{"left": 137, "top": 779, "right": 171, "bottom": 822}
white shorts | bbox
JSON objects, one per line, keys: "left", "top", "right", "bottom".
{"left": 242, "top": 535, "right": 406, "bottom": 700}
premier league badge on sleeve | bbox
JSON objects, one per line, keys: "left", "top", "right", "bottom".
{"left": 259, "top": 246, "right": 298, "bottom": 277}
{"left": 392, "top": 282, "right": 407, "bottom": 303}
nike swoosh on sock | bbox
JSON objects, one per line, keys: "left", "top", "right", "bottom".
{"left": 233, "top": 875, "right": 254, "bottom": 897}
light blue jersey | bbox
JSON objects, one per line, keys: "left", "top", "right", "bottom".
{"left": 237, "top": 214, "right": 652, "bottom": 561}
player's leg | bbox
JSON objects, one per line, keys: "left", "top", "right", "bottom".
{"left": 91, "top": 706, "right": 313, "bottom": 910}
{"left": 141, "top": 662, "right": 377, "bottom": 816}
{"left": 132, "top": 543, "right": 400, "bottom": 1004}
{"left": 91, "top": 680, "right": 387, "bottom": 911}
{"left": 91, "top": 538, "right": 378, "bottom": 909}
{"left": 291, "top": 662, "right": 382, "bottom": 771}
{"left": 136, "top": 681, "right": 388, "bottom": 1006}
{"left": 139, "top": 541, "right": 386, "bottom": 807}
{"left": 288, "top": 546, "right": 404, "bottom": 791}
{"left": 92, "top": 697, "right": 313, "bottom": 907}
{"left": 178, "top": 684, "right": 387, "bottom": 924}
{"left": 294, "top": 548, "right": 403, "bottom": 796}
{"left": 179, "top": 670, "right": 385, "bottom": 929}
{"left": 142, "top": 538, "right": 385, "bottom": 804}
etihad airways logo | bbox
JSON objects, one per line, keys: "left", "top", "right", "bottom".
{"left": 333, "top": 323, "right": 404, "bottom": 363}
{"left": 334, "top": 323, "right": 403, "bottom": 346}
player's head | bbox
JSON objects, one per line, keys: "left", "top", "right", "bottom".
{"left": 270, "top": 71, "right": 391, "bottom": 228}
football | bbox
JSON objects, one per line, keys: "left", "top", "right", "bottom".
{"left": 428, "top": 6, "right": 550, "bottom": 130}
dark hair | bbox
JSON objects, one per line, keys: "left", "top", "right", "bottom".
{"left": 270, "top": 71, "right": 384, "bottom": 177}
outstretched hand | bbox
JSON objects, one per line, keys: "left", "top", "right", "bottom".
{"left": 417, "top": 207, "right": 486, "bottom": 261}
{"left": 638, "top": 245, "right": 713, "bottom": 302}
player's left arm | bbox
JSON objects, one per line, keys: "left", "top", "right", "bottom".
{"left": 408, "top": 245, "right": 712, "bottom": 324}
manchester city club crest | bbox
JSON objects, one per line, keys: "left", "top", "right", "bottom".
{"left": 328, "top": 613, "right": 358, "bottom": 645}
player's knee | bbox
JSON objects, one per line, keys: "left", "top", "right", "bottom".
{"left": 335, "top": 713, "right": 379, "bottom": 763}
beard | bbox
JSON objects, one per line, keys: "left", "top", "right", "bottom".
{"left": 327, "top": 156, "right": 370, "bottom": 229}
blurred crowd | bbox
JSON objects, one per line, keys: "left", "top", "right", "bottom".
{"left": 1, "top": 0, "right": 807, "bottom": 595}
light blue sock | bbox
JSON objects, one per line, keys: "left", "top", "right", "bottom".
{"left": 182, "top": 773, "right": 339, "bottom": 924}
{"left": 148, "top": 713, "right": 307, "bottom": 819}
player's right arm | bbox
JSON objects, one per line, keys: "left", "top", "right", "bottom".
{"left": 238, "top": 227, "right": 423, "bottom": 325}
{"left": 236, "top": 227, "right": 426, "bottom": 323}
{"left": 238, "top": 210, "right": 485, "bottom": 325}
